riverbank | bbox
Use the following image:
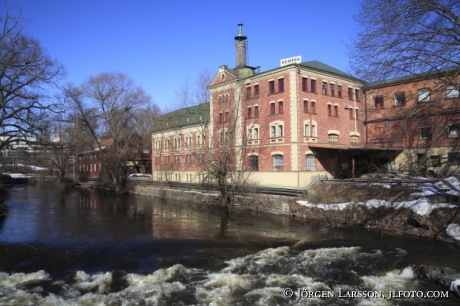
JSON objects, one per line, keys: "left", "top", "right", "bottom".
{"left": 132, "top": 177, "right": 460, "bottom": 245}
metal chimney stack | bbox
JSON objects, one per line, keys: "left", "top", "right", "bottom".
{"left": 234, "top": 24, "right": 247, "bottom": 69}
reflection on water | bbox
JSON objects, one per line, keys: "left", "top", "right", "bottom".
{"left": 0, "top": 182, "right": 459, "bottom": 305}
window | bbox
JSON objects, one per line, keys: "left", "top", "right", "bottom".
{"left": 311, "top": 124, "right": 317, "bottom": 137}
{"left": 310, "top": 79, "right": 316, "bottom": 93}
{"left": 270, "top": 123, "right": 284, "bottom": 138}
{"left": 355, "top": 109, "right": 359, "bottom": 120}
{"left": 304, "top": 124, "right": 310, "bottom": 137}
{"left": 247, "top": 107, "right": 252, "bottom": 118}
{"left": 337, "top": 85, "right": 342, "bottom": 98}
{"left": 302, "top": 77, "right": 308, "bottom": 91}
{"left": 225, "top": 111, "right": 230, "bottom": 122}
{"left": 374, "top": 96, "right": 384, "bottom": 108}
{"left": 311, "top": 101, "right": 316, "bottom": 114}
{"left": 270, "top": 103, "right": 275, "bottom": 115}
{"left": 278, "top": 101, "right": 283, "bottom": 113}
{"left": 330, "top": 84, "right": 335, "bottom": 96}
{"left": 254, "top": 85, "right": 260, "bottom": 97}
{"left": 306, "top": 154, "right": 315, "bottom": 171}
{"left": 350, "top": 135, "right": 359, "bottom": 144}
{"left": 303, "top": 100, "right": 308, "bottom": 113}
{"left": 254, "top": 106, "right": 259, "bottom": 117}
{"left": 246, "top": 87, "right": 251, "bottom": 100}
{"left": 249, "top": 156, "right": 258, "bottom": 171}
{"left": 446, "top": 85, "right": 459, "bottom": 98}
{"left": 349, "top": 108, "right": 353, "bottom": 119}
{"left": 431, "top": 156, "right": 441, "bottom": 167}
{"left": 248, "top": 127, "right": 259, "bottom": 139}
{"left": 143, "top": 149, "right": 149, "bottom": 154}
{"left": 185, "top": 135, "right": 192, "bottom": 147}
{"left": 333, "top": 105, "right": 338, "bottom": 117}
{"left": 278, "top": 78, "right": 284, "bottom": 92}
{"left": 418, "top": 89, "right": 431, "bottom": 102}
{"left": 174, "top": 137, "right": 181, "bottom": 150}
{"left": 348, "top": 88, "right": 353, "bottom": 101}
{"left": 322, "top": 82, "right": 327, "bottom": 95}
{"left": 448, "top": 123, "right": 460, "bottom": 138}
{"left": 186, "top": 154, "right": 192, "bottom": 164}
{"left": 269, "top": 80, "right": 275, "bottom": 94}
{"left": 394, "top": 92, "right": 406, "bottom": 106}
{"left": 328, "top": 133, "right": 338, "bottom": 142}
{"left": 273, "top": 154, "right": 283, "bottom": 171}
{"left": 175, "top": 155, "right": 182, "bottom": 164}
{"left": 420, "top": 126, "right": 431, "bottom": 139}
{"left": 327, "top": 104, "right": 332, "bottom": 116}
{"left": 218, "top": 112, "right": 223, "bottom": 123}
{"left": 355, "top": 89, "right": 360, "bottom": 102}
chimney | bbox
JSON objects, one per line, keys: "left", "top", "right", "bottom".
{"left": 234, "top": 24, "right": 247, "bottom": 69}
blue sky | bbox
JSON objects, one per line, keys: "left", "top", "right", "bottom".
{"left": 7, "top": 0, "right": 362, "bottom": 110}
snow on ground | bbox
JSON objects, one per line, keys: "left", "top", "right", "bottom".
{"left": 297, "top": 198, "right": 457, "bottom": 216}
{"left": 446, "top": 224, "right": 460, "bottom": 241}
{"left": 5, "top": 173, "right": 33, "bottom": 178}
{"left": 297, "top": 176, "right": 460, "bottom": 216}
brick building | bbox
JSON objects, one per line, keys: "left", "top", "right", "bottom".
{"left": 363, "top": 68, "right": 460, "bottom": 175}
{"left": 151, "top": 24, "right": 399, "bottom": 187}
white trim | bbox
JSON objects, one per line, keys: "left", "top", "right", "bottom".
{"left": 271, "top": 151, "right": 284, "bottom": 156}
{"left": 328, "top": 129, "right": 340, "bottom": 135}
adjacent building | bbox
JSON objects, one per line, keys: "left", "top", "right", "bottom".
{"left": 363, "top": 68, "right": 460, "bottom": 175}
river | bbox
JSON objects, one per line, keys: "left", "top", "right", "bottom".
{"left": 0, "top": 182, "right": 459, "bottom": 305}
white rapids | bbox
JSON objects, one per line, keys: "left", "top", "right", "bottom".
{"left": 0, "top": 246, "right": 455, "bottom": 305}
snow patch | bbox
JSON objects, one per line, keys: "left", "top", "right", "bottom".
{"left": 446, "top": 224, "right": 460, "bottom": 241}
{"left": 297, "top": 198, "right": 457, "bottom": 216}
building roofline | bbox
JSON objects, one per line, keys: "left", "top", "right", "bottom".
{"left": 363, "top": 66, "right": 460, "bottom": 90}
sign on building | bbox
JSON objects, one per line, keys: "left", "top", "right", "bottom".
{"left": 280, "top": 56, "right": 302, "bottom": 66}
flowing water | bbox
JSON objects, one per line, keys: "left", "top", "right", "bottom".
{"left": 0, "top": 182, "right": 459, "bottom": 305}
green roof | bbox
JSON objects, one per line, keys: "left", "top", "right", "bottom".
{"left": 299, "top": 61, "right": 353, "bottom": 79}
{"left": 151, "top": 102, "right": 210, "bottom": 133}
{"left": 364, "top": 66, "right": 460, "bottom": 89}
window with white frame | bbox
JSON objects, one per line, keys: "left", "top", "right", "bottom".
{"left": 304, "top": 123, "right": 317, "bottom": 137}
{"left": 328, "top": 133, "right": 338, "bottom": 142}
{"left": 273, "top": 154, "right": 283, "bottom": 171}
{"left": 185, "top": 135, "right": 192, "bottom": 147}
{"left": 306, "top": 154, "right": 315, "bottom": 171}
{"left": 174, "top": 137, "right": 181, "bottom": 150}
{"left": 248, "top": 127, "right": 259, "bottom": 140}
{"left": 418, "top": 89, "right": 431, "bottom": 102}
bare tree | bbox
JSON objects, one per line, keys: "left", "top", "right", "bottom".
{"left": 349, "top": 0, "right": 460, "bottom": 82}
{"left": 64, "top": 72, "right": 153, "bottom": 192}
{"left": 0, "top": 8, "right": 65, "bottom": 152}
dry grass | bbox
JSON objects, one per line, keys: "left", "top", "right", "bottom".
{"left": 306, "top": 181, "right": 417, "bottom": 204}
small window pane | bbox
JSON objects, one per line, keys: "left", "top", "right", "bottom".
{"left": 418, "top": 89, "right": 431, "bottom": 102}
{"left": 446, "top": 85, "right": 459, "bottom": 98}
{"left": 306, "top": 154, "right": 315, "bottom": 171}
